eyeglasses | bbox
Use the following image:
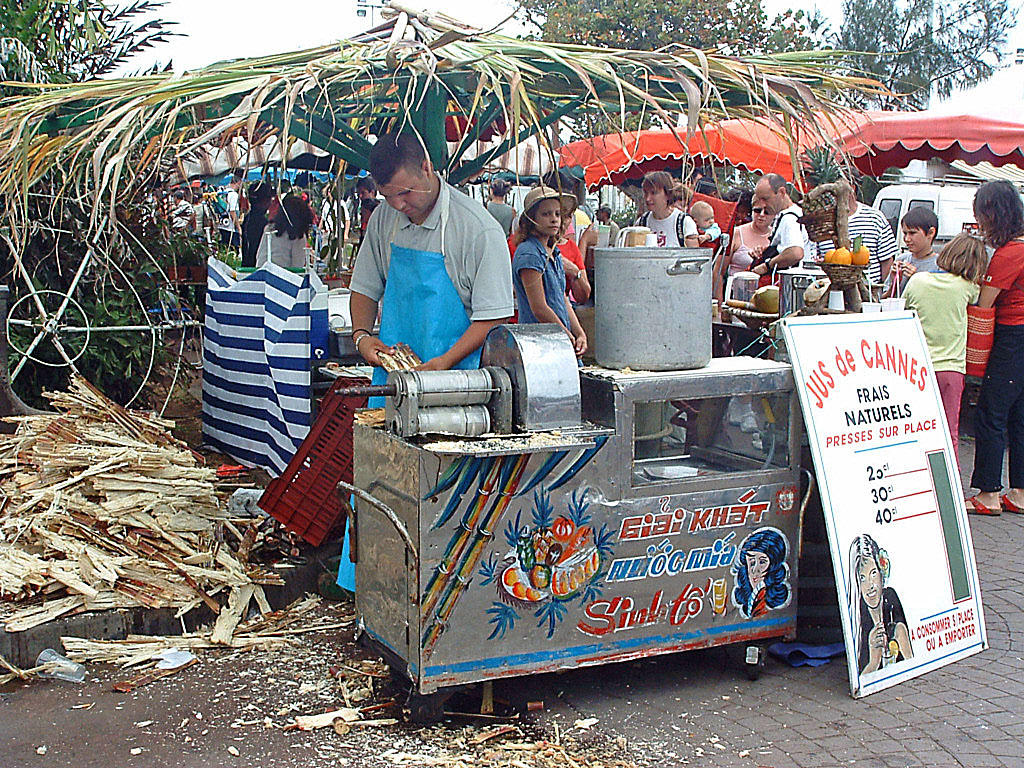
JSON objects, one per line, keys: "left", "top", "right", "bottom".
{"left": 751, "top": 207, "right": 769, "bottom": 214}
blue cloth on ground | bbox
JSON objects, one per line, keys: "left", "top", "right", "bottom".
{"left": 767, "top": 641, "right": 845, "bottom": 668}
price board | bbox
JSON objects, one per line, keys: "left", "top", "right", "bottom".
{"left": 782, "top": 312, "right": 987, "bottom": 697}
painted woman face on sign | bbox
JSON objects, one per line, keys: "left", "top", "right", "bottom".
{"left": 746, "top": 551, "right": 771, "bottom": 584}
{"left": 858, "top": 559, "right": 883, "bottom": 610}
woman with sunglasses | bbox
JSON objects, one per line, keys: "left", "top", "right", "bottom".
{"left": 725, "top": 199, "right": 773, "bottom": 276}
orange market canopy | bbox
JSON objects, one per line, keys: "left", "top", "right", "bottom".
{"left": 561, "top": 111, "right": 1024, "bottom": 188}
{"left": 559, "top": 120, "right": 797, "bottom": 188}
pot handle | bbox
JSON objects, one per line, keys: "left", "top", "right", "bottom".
{"left": 666, "top": 258, "right": 704, "bottom": 275}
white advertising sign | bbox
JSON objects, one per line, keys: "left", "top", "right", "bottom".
{"left": 782, "top": 312, "right": 987, "bottom": 697}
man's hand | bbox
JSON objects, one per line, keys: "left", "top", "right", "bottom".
{"left": 415, "top": 356, "right": 450, "bottom": 371}
{"left": 356, "top": 335, "right": 390, "bottom": 366}
{"left": 751, "top": 262, "right": 769, "bottom": 276}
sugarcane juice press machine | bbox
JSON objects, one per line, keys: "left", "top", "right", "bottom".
{"left": 348, "top": 324, "right": 805, "bottom": 713}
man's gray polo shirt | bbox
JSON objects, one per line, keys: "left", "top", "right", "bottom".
{"left": 350, "top": 178, "right": 514, "bottom": 321}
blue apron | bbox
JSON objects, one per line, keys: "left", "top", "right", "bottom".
{"left": 370, "top": 191, "right": 479, "bottom": 394}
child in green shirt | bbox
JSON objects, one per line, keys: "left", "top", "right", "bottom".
{"left": 903, "top": 233, "right": 988, "bottom": 466}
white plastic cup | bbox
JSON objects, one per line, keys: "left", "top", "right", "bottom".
{"left": 881, "top": 298, "right": 906, "bottom": 312}
{"left": 36, "top": 648, "right": 86, "bottom": 683}
{"left": 828, "top": 291, "right": 845, "bottom": 311}
{"left": 862, "top": 302, "right": 882, "bottom": 313}
{"left": 644, "top": 233, "right": 660, "bottom": 247}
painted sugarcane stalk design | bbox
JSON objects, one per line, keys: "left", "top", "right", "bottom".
{"left": 420, "top": 456, "right": 502, "bottom": 619}
{"left": 422, "top": 453, "right": 530, "bottom": 653}
{"left": 430, "top": 456, "right": 483, "bottom": 530}
{"left": 546, "top": 436, "right": 609, "bottom": 492}
{"left": 423, "top": 455, "right": 468, "bottom": 501}
{"left": 515, "top": 450, "right": 568, "bottom": 497}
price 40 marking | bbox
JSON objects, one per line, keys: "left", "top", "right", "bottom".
{"left": 875, "top": 507, "right": 897, "bottom": 524}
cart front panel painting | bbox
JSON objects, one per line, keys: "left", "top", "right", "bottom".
{"left": 355, "top": 360, "right": 803, "bottom": 693}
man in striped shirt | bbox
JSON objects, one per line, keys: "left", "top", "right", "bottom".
{"left": 812, "top": 199, "right": 899, "bottom": 285}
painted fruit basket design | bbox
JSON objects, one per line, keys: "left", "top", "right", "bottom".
{"left": 501, "top": 520, "right": 602, "bottom": 604}
{"left": 479, "top": 488, "right": 615, "bottom": 639}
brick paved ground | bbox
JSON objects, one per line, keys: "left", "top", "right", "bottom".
{"left": 511, "top": 435, "right": 1024, "bottom": 767}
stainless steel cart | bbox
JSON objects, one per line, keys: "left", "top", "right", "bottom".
{"left": 352, "top": 334, "right": 804, "bottom": 707}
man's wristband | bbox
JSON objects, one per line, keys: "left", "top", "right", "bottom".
{"left": 352, "top": 330, "right": 371, "bottom": 347}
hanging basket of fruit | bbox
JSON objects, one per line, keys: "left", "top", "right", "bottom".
{"left": 800, "top": 179, "right": 854, "bottom": 245}
{"left": 800, "top": 191, "right": 839, "bottom": 243}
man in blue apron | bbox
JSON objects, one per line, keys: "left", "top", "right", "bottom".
{"left": 349, "top": 132, "right": 514, "bottom": 381}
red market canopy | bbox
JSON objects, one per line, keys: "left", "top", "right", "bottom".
{"left": 561, "top": 111, "right": 1024, "bottom": 188}
{"left": 834, "top": 111, "right": 1024, "bottom": 175}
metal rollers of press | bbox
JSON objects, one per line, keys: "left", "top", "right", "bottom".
{"left": 340, "top": 324, "right": 585, "bottom": 439}
{"left": 386, "top": 368, "right": 512, "bottom": 437}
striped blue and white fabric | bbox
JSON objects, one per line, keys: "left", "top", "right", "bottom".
{"left": 202, "top": 258, "right": 328, "bottom": 473}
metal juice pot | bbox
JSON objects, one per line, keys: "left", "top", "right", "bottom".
{"left": 594, "top": 247, "right": 712, "bottom": 371}
{"left": 723, "top": 271, "right": 759, "bottom": 305}
{"left": 779, "top": 266, "right": 826, "bottom": 316}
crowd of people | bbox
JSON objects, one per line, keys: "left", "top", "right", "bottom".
{"left": 156, "top": 169, "right": 361, "bottom": 272}
{"left": 157, "top": 138, "right": 1024, "bottom": 516}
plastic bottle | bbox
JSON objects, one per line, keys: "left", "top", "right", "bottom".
{"left": 36, "top": 649, "right": 87, "bottom": 683}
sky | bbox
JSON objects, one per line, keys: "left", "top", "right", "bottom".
{"left": 120, "top": 0, "right": 1024, "bottom": 111}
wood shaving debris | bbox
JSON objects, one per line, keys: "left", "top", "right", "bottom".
{"left": 0, "top": 376, "right": 282, "bottom": 640}
{"left": 62, "top": 595, "right": 335, "bottom": 668}
{"left": 354, "top": 409, "right": 386, "bottom": 428}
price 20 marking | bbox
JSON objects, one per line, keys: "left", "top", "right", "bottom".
{"left": 866, "top": 464, "right": 890, "bottom": 481}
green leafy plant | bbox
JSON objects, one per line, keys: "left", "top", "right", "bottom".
{"left": 612, "top": 202, "right": 637, "bottom": 229}
{"left": 0, "top": 0, "right": 176, "bottom": 86}
{"left": 214, "top": 245, "right": 241, "bottom": 269}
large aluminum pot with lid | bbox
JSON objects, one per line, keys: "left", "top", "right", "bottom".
{"left": 594, "top": 247, "right": 712, "bottom": 371}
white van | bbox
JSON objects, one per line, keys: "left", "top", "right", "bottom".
{"left": 871, "top": 183, "right": 979, "bottom": 244}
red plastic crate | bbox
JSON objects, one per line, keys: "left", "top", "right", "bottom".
{"left": 259, "top": 376, "right": 369, "bottom": 546}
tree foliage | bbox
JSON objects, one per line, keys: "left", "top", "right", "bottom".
{"left": 0, "top": 0, "right": 174, "bottom": 84}
{"left": 838, "top": 0, "right": 1016, "bottom": 109}
{"left": 517, "top": 0, "right": 826, "bottom": 55}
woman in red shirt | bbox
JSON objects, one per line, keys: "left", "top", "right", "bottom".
{"left": 557, "top": 234, "right": 591, "bottom": 304}
{"left": 970, "top": 181, "right": 1024, "bottom": 515}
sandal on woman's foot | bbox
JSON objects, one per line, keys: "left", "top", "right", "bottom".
{"left": 969, "top": 497, "right": 1002, "bottom": 516}
{"left": 1000, "top": 495, "right": 1024, "bottom": 514}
